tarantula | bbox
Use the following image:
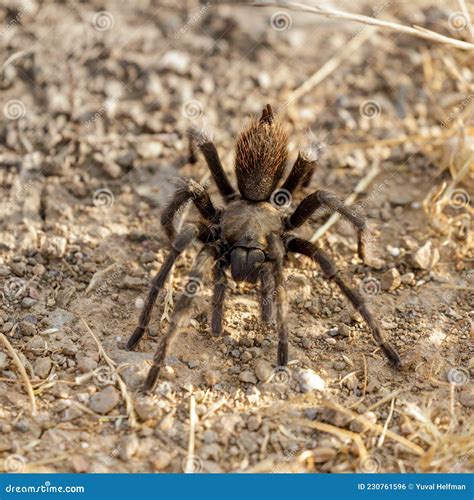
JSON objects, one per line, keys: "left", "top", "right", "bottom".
{"left": 126, "top": 104, "right": 401, "bottom": 392}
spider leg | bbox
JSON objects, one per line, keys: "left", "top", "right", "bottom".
{"left": 285, "top": 236, "right": 401, "bottom": 368}
{"left": 268, "top": 234, "right": 289, "bottom": 366}
{"left": 280, "top": 142, "right": 324, "bottom": 195}
{"left": 161, "top": 179, "right": 219, "bottom": 241}
{"left": 126, "top": 224, "right": 212, "bottom": 351}
{"left": 259, "top": 262, "right": 276, "bottom": 325}
{"left": 286, "top": 189, "right": 369, "bottom": 262}
{"left": 188, "top": 126, "right": 237, "bottom": 202}
{"left": 143, "top": 245, "right": 218, "bottom": 392}
{"left": 211, "top": 257, "right": 228, "bottom": 337}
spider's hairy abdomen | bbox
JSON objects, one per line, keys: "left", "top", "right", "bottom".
{"left": 235, "top": 115, "right": 289, "bottom": 201}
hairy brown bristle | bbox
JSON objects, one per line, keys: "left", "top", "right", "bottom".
{"left": 235, "top": 114, "right": 289, "bottom": 201}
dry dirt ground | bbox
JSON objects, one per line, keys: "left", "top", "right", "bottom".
{"left": 0, "top": 0, "right": 473, "bottom": 474}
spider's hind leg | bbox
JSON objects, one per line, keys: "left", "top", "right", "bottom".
{"left": 143, "top": 245, "right": 217, "bottom": 392}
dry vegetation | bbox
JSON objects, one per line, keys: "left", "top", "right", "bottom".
{"left": 0, "top": 0, "right": 473, "bottom": 474}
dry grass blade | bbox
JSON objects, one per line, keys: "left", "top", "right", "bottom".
{"left": 322, "top": 398, "right": 424, "bottom": 456}
{"left": 293, "top": 418, "right": 368, "bottom": 460}
{"left": 252, "top": 1, "right": 474, "bottom": 51}
{"left": 80, "top": 317, "right": 138, "bottom": 429}
{"left": 0, "top": 331, "right": 37, "bottom": 416}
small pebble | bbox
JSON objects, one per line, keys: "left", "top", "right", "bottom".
{"left": 0, "top": 351, "right": 9, "bottom": 371}
{"left": 34, "top": 357, "right": 52, "bottom": 378}
{"left": 89, "top": 386, "right": 120, "bottom": 415}
{"left": 297, "top": 369, "right": 325, "bottom": 392}
{"left": 325, "top": 337, "right": 337, "bottom": 345}
{"left": 119, "top": 434, "right": 139, "bottom": 460}
{"left": 151, "top": 451, "right": 173, "bottom": 471}
{"left": 247, "top": 414, "right": 262, "bottom": 431}
{"left": 239, "top": 370, "right": 257, "bottom": 384}
{"left": 381, "top": 268, "right": 401, "bottom": 291}
{"left": 254, "top": 359, "right": 273, "bottom": 382}
{"left": 203, "top": 370, "right": 220, "bottom": 387}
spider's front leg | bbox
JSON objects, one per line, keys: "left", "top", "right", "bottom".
{"left": 285, "top": 190, "right": 371, "bottom": 263}
{"left": 143, "top": 245, "right": 217, "bottom": 392}
{"left": 211, "top": 258, "right": 227, "bottom": 337}
{"left": 126, "top": 224, "right": 212, "bottom": 351}
{"left": 268, "top": 234, "right": 289, "bottom": 366}
{"left": 285, "top": 236, "right": 401, "bottom": 368}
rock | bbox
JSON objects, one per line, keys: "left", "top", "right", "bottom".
{"left": 247, "top": 414, "right": 262, "bottom": 431}
{"left": 400, "top": 272, "right": 415, "bottom": 285}
{"left": 380, "top": 268, "right": 401, "bottom": 291}
{"left": 459, "top": 388, "right": 474, "bottom": 408}
{"left": 411, "top": 240, "right": 440, "bottom": 270}
{"left": 202, "top": 430, "right": 217, "bottom": 444}
{"left": 119, "top": 434, "right": 139, "bottom": 460}
{"left": 254, "top": 359, "right": 273, "bottom": 382}
{"left": 219, "top": 414, "right": 242, "bottom": 434}
{"left": 151, "top": 451, "right": 173, "bottom": 471}
{"left": 140, "top": 251, "right": 155, "bottom": 264}
{"left": 34, "top": 357, "right": 52, "bottom": 378}
{"left": 0, "top": 351, "right": 9, "bottom": 371}
{"left": 45, "top": 308, "right": 75, "bottom": 329}
{"left": 297, "top": 369, "right": 325, "bottom": 392}
{"left": 325, "top": 337, "right": 337, "bottom": 345}
{"left": 120, "top": 276, "right": 144, "bottom": 290}
{"left": 71, "top": 455, "right": 89, "bottom": 473}
{"left": 41, "top": 236, "right": 67, "bottom": 258}
{"left": 89, "top": 386, "right": 120, "bottom": 415}
{"left": 21, "top": 297, "right": 37, "bottom": 308}
{"left": 333, "top": 361, "right": 346, "bottom": 371}
{"left": 338, "top": 324, "right": 351, "bottom": 337}
{"left": 134, "top": 397, "right": 161, "bottom": 421}
{"left": 203, "top": 370, "right": 220, "bottom": 387}
{"left": 77, "top": 357, "right": 98, "bottom": 373}
{"left": 312, "top": 447, "right": 336, "bottom": 463}
{"left": 19, "top": 320, "right": 37, "bottom": 336}
{"left": 239, "top": 370, "right": 257, "bottom": 384}
{"left": 159, "top": 50, "right": 190, "bottom": 74}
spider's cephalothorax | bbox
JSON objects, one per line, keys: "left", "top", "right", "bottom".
{"left": 126, "top": 104, "right": 402, "bottom": 392}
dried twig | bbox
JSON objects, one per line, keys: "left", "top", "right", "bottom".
{"left": 184, "top": 395, "right": 197, "bottom": 473}
{"left": 252, "top": 1, "right": 474, "bottom": 51}
{"left": 80, "top": 317, "right": 138, "bottom": 428}
{"left": 0, "top": 331, "right": 37, "bottom": 416}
